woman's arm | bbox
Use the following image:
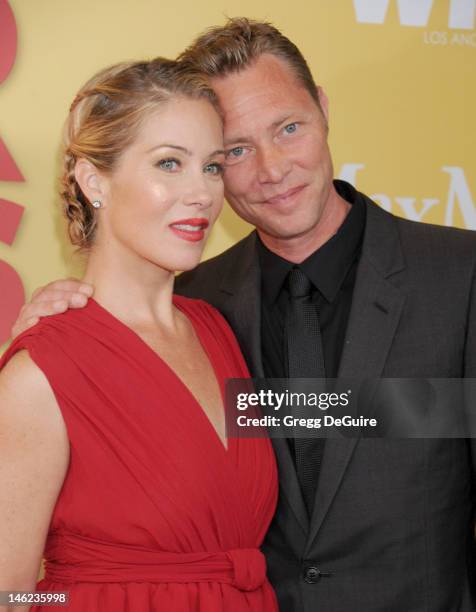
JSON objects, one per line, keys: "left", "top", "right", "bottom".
{"left": 0, "top": 351, "right": 69, "bottom": 611}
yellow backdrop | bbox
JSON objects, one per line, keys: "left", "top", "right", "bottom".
{"left": 1, "top": 0, "right": 475, "bottom": 351}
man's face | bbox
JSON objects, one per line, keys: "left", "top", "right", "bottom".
{"left": 211, "top": 53, "right": 334, "bottom": 244}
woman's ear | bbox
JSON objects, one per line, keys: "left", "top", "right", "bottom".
{"left": 74, "top": 159, "right": 107, "bottom": 206}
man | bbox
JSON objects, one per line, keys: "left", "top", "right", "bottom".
{"left": 11, "top": 18, "right": 476, "bottom": 612}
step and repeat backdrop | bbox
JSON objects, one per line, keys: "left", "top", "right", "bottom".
{"left": 1, "top": 0, "right": 475, "bottom": 350}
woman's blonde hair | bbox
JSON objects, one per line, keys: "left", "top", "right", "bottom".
{"left": 61, "top": 58, "right": 218, "bottom": 249}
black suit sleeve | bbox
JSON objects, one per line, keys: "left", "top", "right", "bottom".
{"left": 463, "top": 245, "right": 476, "bottom": 584}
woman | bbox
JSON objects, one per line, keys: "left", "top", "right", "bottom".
{"left": 0, "top": 59, "right": 278, "bottom": 611}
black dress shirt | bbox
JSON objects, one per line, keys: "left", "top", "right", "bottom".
{"left": 258, "top": 180, "right": 366, "bottom": 380}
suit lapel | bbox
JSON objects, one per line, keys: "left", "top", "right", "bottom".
{"left": 219, "top": 232, "right": 265, "bottom": 378}
{"left": 271, "top": 438, "right": 309, "bottom": 536}
{"left": 306, "top": 200, "right": 407, "bottom": 552}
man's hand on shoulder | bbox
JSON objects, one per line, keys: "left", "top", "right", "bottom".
{"left": 12, "top": 278, "right": 93, "bottom": 338}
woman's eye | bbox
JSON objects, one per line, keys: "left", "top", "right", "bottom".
{"left": 284, "top": 122, "right": 298, "bottom": 134}
{"left": 204, "top": 163, "right": 224, "bottom": 176}
{"left": 158, "top": 158, "right": 180, "bottom": 171}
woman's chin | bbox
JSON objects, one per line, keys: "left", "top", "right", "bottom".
{"left": 159, "top": 252, "right": 205, "bottom": 274}
{"left": 174, "top": 259, "right": 203, "bottom": 273}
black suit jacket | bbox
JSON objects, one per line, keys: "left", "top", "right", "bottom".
{"left": 176, "top": 189, "right": 476, "bottom": 611}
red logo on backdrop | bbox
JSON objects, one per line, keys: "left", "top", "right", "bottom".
{"left": 0, "top": 0, "right": 26, "bottom": 346}
{"left": 0, "top": 0, "right": 16, "bottom": 84}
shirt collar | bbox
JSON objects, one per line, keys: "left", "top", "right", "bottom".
{"left": 258, "top": 179, "right": 366, "bottom": 305}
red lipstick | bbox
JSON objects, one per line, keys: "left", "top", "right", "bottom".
{"left": 169, "top": 218, "right": 209, "bottom": 243}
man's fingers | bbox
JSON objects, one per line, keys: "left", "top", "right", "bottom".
{"left": 12, "top": 302, "right": 70, "bottom": 339}
{"left": 32, "top": 290, "right": 90, "bottom": 308}
{"left": 32, "top": 279, "right": 93, "bottom": 301}
{"left": 18, "top": 301, "right": 70, "bottom": 323}
{"left": 10, "top": 280, "right": 93, "bottom": 341}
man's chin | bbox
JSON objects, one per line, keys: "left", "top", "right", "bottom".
{"left": 257, "top": 223, "right": 315, "bottom": 243}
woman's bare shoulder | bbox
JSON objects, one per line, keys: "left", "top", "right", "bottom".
{"left": 0, "top": 349, "right": 67, "bottom": 442}
{"left": 0, "top": 351, "right": 69, "bottom": 592}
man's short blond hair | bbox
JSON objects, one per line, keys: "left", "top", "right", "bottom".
{"left": 178, "top": 17, "right": 321, "bottom": 109}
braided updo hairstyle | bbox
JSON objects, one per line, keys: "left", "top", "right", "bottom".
{"left": 61, "top": 58, "right": 219, "bottom": 249}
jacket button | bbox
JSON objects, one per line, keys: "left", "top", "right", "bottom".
{"left": 303, "top": 566, "right": 321, "bottom": 583}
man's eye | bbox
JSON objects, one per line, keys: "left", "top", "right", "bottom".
{"left": 204, "top": 162, "right": 224, "bottom": 175}
{"left": 158, "top": 158, "right": 179, "bottom": 171}
{"left": 284, "top": 123, "right": 298, "bottom": 134}
{"left": 226, "top": 147, "right": 245, "bottom": 159}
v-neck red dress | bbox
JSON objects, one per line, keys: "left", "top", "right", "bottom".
{"left": 0, "top": 296, "right": 278, "bottom": 611}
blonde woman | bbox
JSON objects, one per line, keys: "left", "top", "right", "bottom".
{"left": 0, "top": 59, "right": 278, "bottom": 611}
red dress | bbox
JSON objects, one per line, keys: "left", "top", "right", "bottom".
{"left": 0, "top": 296, "right": 278, "bottom": 611}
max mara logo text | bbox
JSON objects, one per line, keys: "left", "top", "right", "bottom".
{"left": 339, "top": 164, "right": 476, "bottom": 229}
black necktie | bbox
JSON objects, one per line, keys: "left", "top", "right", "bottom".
{"left": 285, "top": 267, "right": 326, "bottom": 516}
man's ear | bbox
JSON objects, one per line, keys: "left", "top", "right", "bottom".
{"left": 74, "top": 159, "right": 107, "bottom": 206}
{"left": 316, "top": 86, "right": 329, "bottom": 124}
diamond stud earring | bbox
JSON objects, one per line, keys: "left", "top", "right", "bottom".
{"left": 92, "top": 200, "right": 102, "bottom": 209}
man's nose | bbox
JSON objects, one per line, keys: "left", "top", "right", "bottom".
{"left": 256, "top": 145, "right": 291, "bottom": 184}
